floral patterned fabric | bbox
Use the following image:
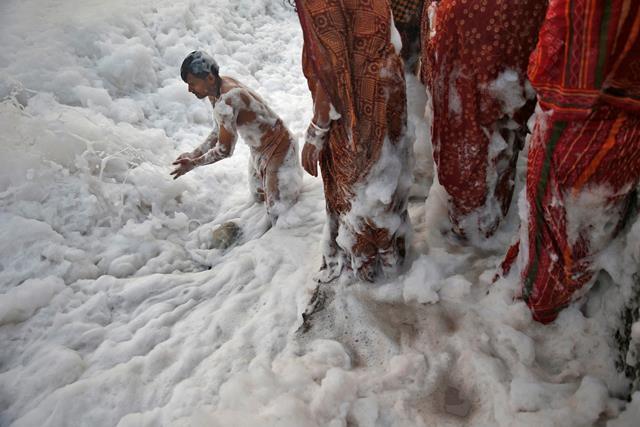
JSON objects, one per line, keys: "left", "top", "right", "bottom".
{"left": 422, "top": 0, "right": 548, "bottom": 239}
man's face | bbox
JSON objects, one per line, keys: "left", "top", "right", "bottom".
{"left": 186, "top": 73, "right": 217, "bottom": 99}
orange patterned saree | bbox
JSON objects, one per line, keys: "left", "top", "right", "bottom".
{"left": 296, "top": 0, "right": 411, "bottom": 281}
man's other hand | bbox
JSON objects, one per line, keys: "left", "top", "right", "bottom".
{"left": 170, "top": 154, "right": 196, "bottom": 179}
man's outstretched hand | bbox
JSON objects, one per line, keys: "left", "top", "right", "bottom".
{"left": 170, "top": 153, "right": 197, "bottom": 179}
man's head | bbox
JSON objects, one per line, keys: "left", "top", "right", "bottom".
{"left": 181, "top": 51, "right": 221, "bottom": 99}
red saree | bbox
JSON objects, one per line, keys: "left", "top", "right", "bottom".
{"left": 422, "top": 0, "right": 548, "bottom": 240}
{"left": 502, "top": 0, "right": 640, "bottom": 323}
{"left": 296, "top": 0, "right": 411, "bottom": 281}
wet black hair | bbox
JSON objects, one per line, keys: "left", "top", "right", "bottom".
{"left": 181, "top": 51, "right": 220, "bottom": 82}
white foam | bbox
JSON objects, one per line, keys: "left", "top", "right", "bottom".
{"left": 1, "top": 1, "right": 639, "bottom": 426}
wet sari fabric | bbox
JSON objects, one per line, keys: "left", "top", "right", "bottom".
{"left": 503, "top": 0, "right": 640, "bottom": 323}
{"left": 422, "top": 0, "right": 547, "bottom": 238}
{"left": 296, "top": 0, "right": 410, "bottom": 280}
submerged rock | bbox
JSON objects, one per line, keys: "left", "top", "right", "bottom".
{"left": 444, "top": 385, "right": 472, "bottom": 417}
{"left": 211, "top": 221, "right": 242, "bottom": 250}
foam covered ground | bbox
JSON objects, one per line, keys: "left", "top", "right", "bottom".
{"left": 1, "top": 1, "right": 639, "bottom": 426}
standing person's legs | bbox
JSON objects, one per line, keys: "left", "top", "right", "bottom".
{"left": 317, "top": 137, "right": 351, "bottom": 282}
{"left": 518, "top": 106, "right": 640, "bottom": 323}
{"left": 433, "top": 74, "right": 526, "bottom": 241}
{"left": 317, "top": 210, "right": 345, "bottom": 283}
{"left": 425, "top": 0, "right": 544, "bottom": 242}
{"left": 351, "top": 211, "right": 409, "bottom": 282}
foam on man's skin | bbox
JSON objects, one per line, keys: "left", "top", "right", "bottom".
{"left": 206, "top": 85, "right": 301, "bottom": 224}
{"left": 211, "top": 87, "right": 279, "bottom": 146}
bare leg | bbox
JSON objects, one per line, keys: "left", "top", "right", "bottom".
{"left": 264, "top": 167, "right": 280, "bottom": 226}
{"left": 263, "top": 139, "right": 300, "bottom": 225}
{"left": 248, "top": 153, "right": 265, "bottom": 203}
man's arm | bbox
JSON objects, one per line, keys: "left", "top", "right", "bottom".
{"left": 170, "top": 111, "right": 238, "bottom": 179}
{"left": 193, "top": 95, "right": 240, "bottom": 165}
{"left": 192, "top": 123, "right": 237, "bottom": 166}
{"left": 188, "top": 127, "right": 220, "bottom": 159}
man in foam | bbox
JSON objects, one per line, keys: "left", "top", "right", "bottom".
{"left": 171, "top": 51, "right": 302, "bottom": 226}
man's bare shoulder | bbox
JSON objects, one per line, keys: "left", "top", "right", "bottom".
{"left": 218, "top": 77, "right": 245, "bottom": 98}
{"left": 221, "top": 77, "right": 271, "bottom": 109}
{"left": 212, "top": 91, "right": 247, "bottom": 115}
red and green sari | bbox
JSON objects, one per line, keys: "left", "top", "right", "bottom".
{"left": 502, "top": 0, "right": 640, "bottom": 323}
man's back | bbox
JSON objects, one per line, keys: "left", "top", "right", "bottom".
{"left": 209, "top": 78, "right": 288, "bottom": 151}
